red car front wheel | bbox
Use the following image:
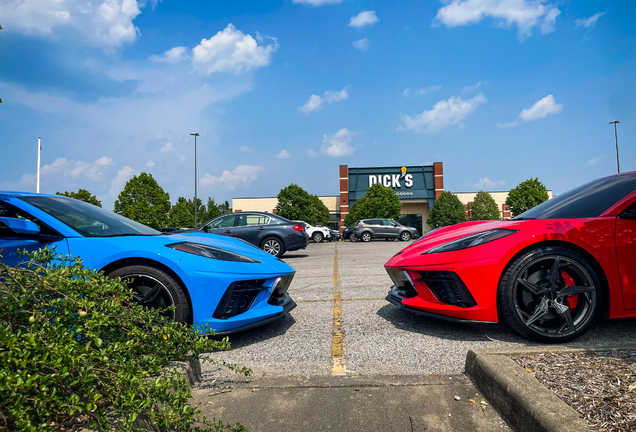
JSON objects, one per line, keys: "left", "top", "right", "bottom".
{"left": 498, "top": 246, "right": 602, "bottom": 343}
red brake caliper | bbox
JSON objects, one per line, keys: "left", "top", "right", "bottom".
{"left": 560, "top": 270, "right": 578, "bottom": 310}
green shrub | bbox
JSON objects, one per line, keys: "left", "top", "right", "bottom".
{"left": 0, "top": 248, "right": 249, "bottom": 432}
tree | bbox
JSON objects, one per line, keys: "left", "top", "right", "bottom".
{"left": 168, "top": 197, "right": 194, "bottom": 228}
{"left": 114, "top": 173, "right": 171, "bottom": 229}
{"left": 343, "top": 183, "right": 402, "bottom": 227}
{"left": 470, "top": 191, "right": 501, "bottom": 221}
{"left": 426, "top": 191, "right": 467, "bottom": 228}
{"left": 275, "top": 184, "right": 329, "bottom": 226}
{"left": 56, "top": 188, "right": 102, "bottom": 207}
{"left": 506, "top": 178, "right": 549, "bottom": 217}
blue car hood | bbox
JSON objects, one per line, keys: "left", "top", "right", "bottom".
{"left": 163, "top": 233, "right": 276, "bottom": 261}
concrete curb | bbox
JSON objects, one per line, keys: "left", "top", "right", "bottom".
{"left": 465, "top": 344, "right": 636, "bottom": 432}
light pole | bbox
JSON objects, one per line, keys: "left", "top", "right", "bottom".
{"left": 190, "top": 133, "right": 200, "bottom": 227}
{"left": 609, "top": 121, "right": 620, "bottom": 174}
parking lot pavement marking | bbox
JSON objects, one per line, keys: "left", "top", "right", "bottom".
{"left": 298, "top": 297, "right": 385, "bottom": 303}
{"left": 331, "top": 242, "right": 346, "bottom": 376}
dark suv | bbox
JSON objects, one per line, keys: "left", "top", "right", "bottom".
{"left": 181, "top": 212, "right": 309, "bottom": 258}
{"left": 350, "top": 219, "right": 419, "bottom": 242}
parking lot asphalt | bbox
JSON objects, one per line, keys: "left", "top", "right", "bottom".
{"left": 202, "top": 240, "right": 636, "bottom": 378}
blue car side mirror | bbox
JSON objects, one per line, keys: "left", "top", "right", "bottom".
{"left": 0, "top": 217, "right": 41, "bottom": 235}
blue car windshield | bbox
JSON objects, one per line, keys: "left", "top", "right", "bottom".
{"left": 19, "top": 196, "right": 160, "bottom": 237}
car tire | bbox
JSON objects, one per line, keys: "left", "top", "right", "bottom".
{"left": 349, "top": 236, "right": 358, "bottom": 242}
{"left": 261, "top": 237, "right": 285, "bottom": 258}
{"left": 400, "top": 232, "right": 411, "bottom": 241}
{"left": 361, "top": 232, "right": 372, "bottom": 242}
{"left": 385, "top": 238, "right": 396, "bottom": 241}
{"left": 498, "top": 246, "right": 602, "bottom": 343}
{"left": 107, "top": 265, "right": 190, "bottom": 323}
{"left": 312, "top": 232, "right": 324, "bottom": 243}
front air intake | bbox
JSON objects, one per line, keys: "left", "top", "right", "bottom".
{"left": 213, "top": 279, "right": 267, "bottom": 319}
{"left": 417, "top": 271, "right": 477, "bottom": 308}
{"left": 268, "top": 274, "right": 294, "bottom": 306}
{"left": 386, "top": 268, "right": 418, "bottom": 299}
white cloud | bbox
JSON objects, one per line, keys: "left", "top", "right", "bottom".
{"left": 352, "top": 38, "right": 370, "bottom": 51}
{"left": 1, "top": 0, "right": 143, "bottom": 48}
{"left": 496, "top": 94, "right": 563, "bottom": 128}
{"left": 239, "top": 146, "right": 251, "bottom": 152}
{"left": 519, "top": 94, "right": 563, "bottom": 121}
{"left": 471, "top": 177, "right": 506, "bottom": 189}
{"left": 398, "top": 93, "right": 487, "bottom": 134}
{"left": 434, "top": 0, "right": 561, "bottom": 39}
{"left": 419, "top": 85, "right": 442, "bottom": 95}
{"left": 349, "top": 11, "right": 379, "bottom": 28}
{"left": 321, "top": 128, "right": 356, "bottom": 157}
{"left": 146, "top": 160, "right": 155, "bottom": 167}
{"left": 160, "top": 141, "right": 175, "bottom": 153}
{"left": 324, "top": 88, "right": 349, "bottom": 103}
{"left": 17, "top": 156, "right": 115, "bottom": 189}
{"left": 307, "top": 149, "right": 317, "bottom": 158}
{"left": 403, "top": 88, "right": 411, "bottom": 97}
{"left": 276, "top": 150, "right": 291, "bottom": 159}
{"left": 199, "top": 165, "right": 264, "bottom": 190}
{"left": 110, "top": 166, "right": 135, "bottom": 197}
{"left": 292, "top": 0, "right": 343, "bottom": 5}
{"left": 587, "top": 156, "right": 602, "bottom": 166}
{"left": 192, "top": 24, "right": 279, "bottom": 75}
{"left": 575, "top": 12, "right": 606, "bottom": 29}
{"left": 149, "top": 46, "right": 188, "bottom": 63}
{"left": 461, "top": 81, "right": 482, "bottom": 93}
{"left": 300, "top": 94, "right": 325, "bottom": 113}
{"left": 300, "top": 87, "right": 349, "bottom": 113}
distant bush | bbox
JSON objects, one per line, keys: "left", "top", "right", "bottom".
{"left": 0, "top": 248, "right": 248, "bottom": 432}
{"left": 426, "top": 191, "right": 467, "bottom": 228}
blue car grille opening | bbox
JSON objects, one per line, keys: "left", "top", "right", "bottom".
{"left": 386, "top": 268, "right": 418, "bottom": 299}
{"left": 268, "top": 274, "right": 294, "bottom": 306}
{"left": 417, "top": 271, "right": 477, "bottom": 308}
{"left": 213, "top": 279, "right": 267, "bottom": 319}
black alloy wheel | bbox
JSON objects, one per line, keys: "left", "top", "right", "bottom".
{"left": 107, "top": 265, "right": 190, "bottom": 323}
{"left": 313, "top": 232, "right": 324, "bottom": 243}
{"left": 361, "top": 232, "right": 372, "bottom": 242}
{"left": 498, "top": 247, "right": 601, "bottom": 343}
{"left": 400, "top": 232, "right": 411, "bottom": 241}
{"left": 261, "top": 237, "right": 285, "bottom": 258}
{"left": 349, "top": 236, "right": 358, "bottom": 242}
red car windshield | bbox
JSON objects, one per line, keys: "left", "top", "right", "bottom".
{"left": 514, "top": 174, "right": 636, "bottom": 220}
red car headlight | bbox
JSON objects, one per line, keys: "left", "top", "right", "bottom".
{"left": 423, "top": 229, "right": 518, "bottom": 254}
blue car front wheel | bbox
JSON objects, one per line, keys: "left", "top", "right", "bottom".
{"left": 107, "top": 265, "right": 191, "bottom": 323}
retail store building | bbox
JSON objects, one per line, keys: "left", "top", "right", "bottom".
{"left": 232, "top": 162, "right": 551, "bottom": 234}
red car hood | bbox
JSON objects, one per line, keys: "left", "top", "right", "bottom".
{"left": 395, "top": 220, "right": 526, "bottom": 258}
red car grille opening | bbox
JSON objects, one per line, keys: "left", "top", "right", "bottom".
{"left": 417, "top": 271, "right": 477, "bottom": 308}
{"left": 213, "top": 279, "right": 267, "bottom": 319}
{"left": 386, "top": 268, "right": 418, "bottom": 299}
{"left": 268, "top": 274, "right": 294, "bottom": 306}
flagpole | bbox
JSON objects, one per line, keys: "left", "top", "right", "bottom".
{"left": 37, "top": 137, "right": 41, "bottom": 193}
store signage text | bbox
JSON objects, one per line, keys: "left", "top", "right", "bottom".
{"left": 368, "top": 173, "right": 413, "bottom": 188}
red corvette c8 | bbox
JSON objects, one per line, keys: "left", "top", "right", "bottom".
{"left": 385, "top": 172, "right": 636, "bottom": 342}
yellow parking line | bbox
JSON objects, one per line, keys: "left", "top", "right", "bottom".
{"left": 331, "top": 242, "right": 345, "bottom": 375}
{"left": 297, "top": 297, "right": 385, "bottom": 303}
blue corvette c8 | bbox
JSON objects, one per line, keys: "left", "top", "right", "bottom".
{"left": 0, "top": 192, "right": 297, "bottom": 335}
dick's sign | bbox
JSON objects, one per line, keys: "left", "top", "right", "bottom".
{"left": 368, "top": 167, "right": 413, "bottom": 189}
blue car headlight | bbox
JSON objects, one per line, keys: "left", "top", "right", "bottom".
{"left": 167, "top": 242, "right": 260, "bottom": 263}
{"left": 423, "top": 229, "right": 518, "bottom": 254}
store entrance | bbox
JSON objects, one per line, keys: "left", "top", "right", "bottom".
{"left": 398, "top": 214, "right": 422, "bottom": 236}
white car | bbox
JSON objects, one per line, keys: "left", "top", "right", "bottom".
{"left": 296, "top": 221, "right": 331, "bottom": 243}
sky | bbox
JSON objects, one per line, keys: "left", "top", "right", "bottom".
{"left": 0, "top": 0, "right": 634, "bottom": 210}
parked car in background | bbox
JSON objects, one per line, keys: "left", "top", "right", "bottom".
{"left": 0, "top": 193, "right": 297, "bottom": 335}
{"left": 296, "top": 221, "right": 331, "bottom": 243}
{"left": 329, "top": 228, "right": 341, "bottom": 241}
{"left": 182, "top": 212, "right": 308, "bottom": 258}
{"left": 342, "top": 226, "right": 354, "bottom": 241}
{"left": 385, "top": 172, "right": 636, "bottom": 343}
{"left": 351, "top": 219, "right": 419, "bottom": 242}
